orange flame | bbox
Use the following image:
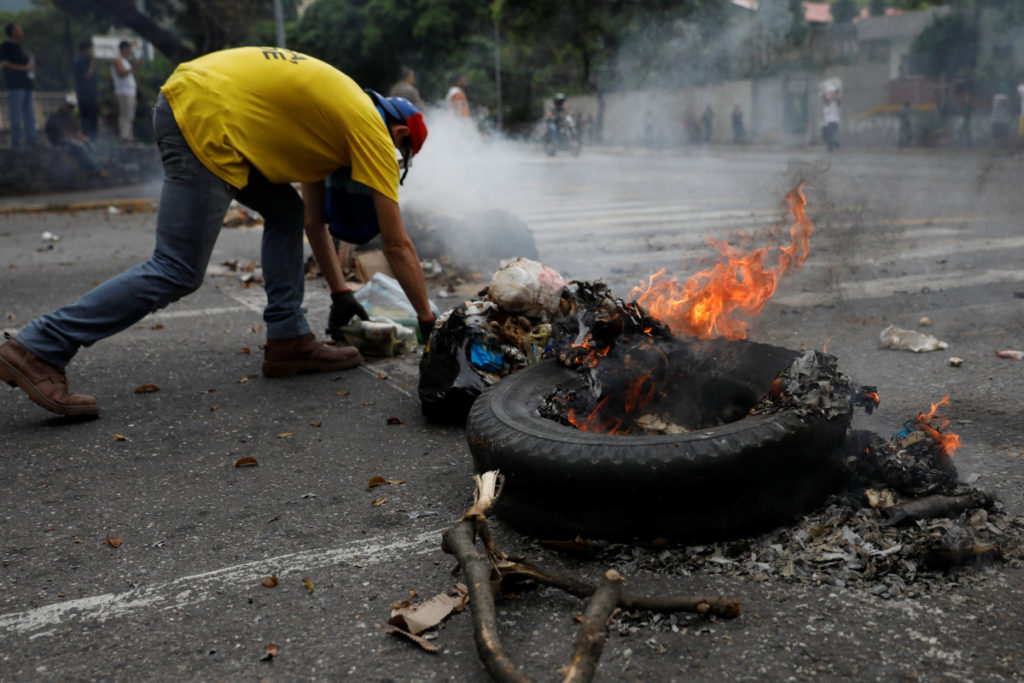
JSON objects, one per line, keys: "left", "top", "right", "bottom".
{"left": 914, "top": 394, "right": 961, "bottom": 459}
{"left": 631, "top": 182, "right": 814, "bottom": 340}
{"left": 566, "top": 370, "right": 659, "bottom": 435}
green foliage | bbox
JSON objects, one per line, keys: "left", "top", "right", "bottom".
{"left": 19, "top": 0, "right": 829, "bottom": 130}
{"left": 908, "top": 12, "right": 976, "bottom": 79}
{"left": 291, "top": 0, "right": 491, "bottom": 99}
{"left": 831, "top": 0, "right": 860, "bottom": 24}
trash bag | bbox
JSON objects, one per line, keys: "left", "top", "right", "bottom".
{"left": 418, "top": 302, "right": 500, "bottom": 423}
{"left": 354, "top": 272, "right": 440, "bottom": 341}
{"left": 485, "top": 258, "right": 567, "bottom": 316}
{"left": 418, "top": 260, "right": 566, "bottom": 423}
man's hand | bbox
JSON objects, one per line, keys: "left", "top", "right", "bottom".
{"left": 418, "top": 317, "right": 436, "bottom": 344}
{"left": 328, "top": 290, "right": 368, "bottom": 341}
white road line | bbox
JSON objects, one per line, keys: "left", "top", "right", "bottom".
{"left": 148, "top": 305, "right": 254, "bottom": 320}
{"left": 0, "top": 526, "right": 447, "bottom": 638}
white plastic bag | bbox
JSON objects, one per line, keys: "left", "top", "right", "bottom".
{"left": 353, "top": 272, "right": 440, "bottom": 328}
{"left": 485, "top": 258, "right": 567, "bottom": 315}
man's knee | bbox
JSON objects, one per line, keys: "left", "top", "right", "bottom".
{"left": 148, "top": 252, "right": 207, "bottom": 295}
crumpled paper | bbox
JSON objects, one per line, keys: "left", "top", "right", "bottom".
{"left": 879, "top": 325, "right": 949, "bottom": 353}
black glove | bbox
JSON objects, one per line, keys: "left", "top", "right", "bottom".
{"left": 418, "top": 317, "right": 436, "bottom": 345}
{"left": 327, "top": 290, "right": 369, "bottom": 341}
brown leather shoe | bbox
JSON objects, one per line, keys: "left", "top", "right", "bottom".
{"left": 0, "top": 334, "right": 99, "bottom": 416}
{"left": 262, "top": 333, "right": 363, "bottom": 377}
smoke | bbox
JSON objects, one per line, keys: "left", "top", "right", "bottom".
{"left": 400, "top": 106, "right": 542, "bottom": 217}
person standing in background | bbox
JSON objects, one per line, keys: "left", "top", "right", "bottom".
{"left": 446, "top": 73, "right": 469, "bottom": 118}
{"left": 701, "top": 105, "right": 713, "bottom": 143}
{"left": 990, "top": 86, "right": 1011, "bottom": 143}
{"left": 731, "top": 105, "right": 745, "bottom": 144}
{"left": 388, "top": 66, "right": 424, "bottom": 111}
{"left": 1017, "top": 81, "right": 1024, "bottom": 144}
{"left": 73, "top": 40, "right": 99, "bottom": 139}
{"left": 822, "top": 90, "right": 841, "bottom": 151}
{"left": 1, "top": 23, "right": 38, "bottom": 148}
{"left": 111, "top": 40, "right": 137, "bottom": 142}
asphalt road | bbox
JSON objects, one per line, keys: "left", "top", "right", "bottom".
{"left": 1, "top": 144, "right": 1023, "bottom": 681}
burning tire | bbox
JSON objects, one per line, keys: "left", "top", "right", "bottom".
{"left": 467, "top": 341, "right": 852, "bottom": 542}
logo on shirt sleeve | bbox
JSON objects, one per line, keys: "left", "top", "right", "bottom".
{"left": 261, "top": 48, "right": 307, "bottom": 64}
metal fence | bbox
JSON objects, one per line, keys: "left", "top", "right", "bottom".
{"left": 0, "top": 91, "right": 69, "bottom": 139}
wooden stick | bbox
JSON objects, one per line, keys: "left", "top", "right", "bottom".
{"left": 563, "top": 570, "right": 623, "bottom": 683}
{"left": 883, "top": 490, "right": 994, "bottom": 527}
{"left": 504, "top": 558, "right": 742, "bottom": 619}
{"left": 442, "top": 521, "right": 532, "bottom": 683}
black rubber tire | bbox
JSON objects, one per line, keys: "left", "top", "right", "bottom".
{"left": 466, "top": 340, "right": 852, "bottom": 542}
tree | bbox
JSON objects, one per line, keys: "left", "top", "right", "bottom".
{"left": 291, "top": 0, "right": 490, "bottom": 99}
{"left": 908, "top": 12, "right": 976, "bottom": 80}
{"left": 831, "top": 0, "right": 859, "bottom": 24}
{"left": 48, "top": 0, "right": 299, "bottom": 65}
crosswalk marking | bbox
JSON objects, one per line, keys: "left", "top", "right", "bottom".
{"left": 520, "top": 193, "right": 1021, "bottom": 304}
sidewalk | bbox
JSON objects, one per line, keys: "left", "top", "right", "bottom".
{"left": 0, "top": 181, "right": 161, "bottom": 213}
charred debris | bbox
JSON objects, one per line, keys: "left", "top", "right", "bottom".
{"left": 421, "top": 278, "right": 1023, "bottom": 590}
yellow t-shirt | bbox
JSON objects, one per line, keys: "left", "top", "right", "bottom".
{"left": 160, "top": 47, "right": 399, "bottom": 201}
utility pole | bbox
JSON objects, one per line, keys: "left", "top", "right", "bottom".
{"left": 494, "top": 25, "right": 503, "bottom": 130}
{"left": 492, "top": 0, "right": 504, "bottom": 131}
{"left": 274, "top": 0, "right": 286, "bottom": 48}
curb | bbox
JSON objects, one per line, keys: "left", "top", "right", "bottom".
{"left": 0, "top": 197, "right": 158, "bottom": 215}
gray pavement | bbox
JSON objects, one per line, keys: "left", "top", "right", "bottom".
{"left": 2, "top": 144, "right": 1024, "bottom": 681}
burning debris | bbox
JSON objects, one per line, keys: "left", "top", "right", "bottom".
{"left": 535, "top": 281, "right": 875, "bottom": 436}
{"left": 632, "top": 182, "right": 813, "bottom": 340}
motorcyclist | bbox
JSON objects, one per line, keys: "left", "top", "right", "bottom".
{"left": 546, "top": 92, "right": 567, "bottom": 136}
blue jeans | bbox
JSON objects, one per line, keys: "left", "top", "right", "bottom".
{"left": 55, "top": 139, "right": 101, "bottom": 173}
{"left": 9, "top": 88, "right": 38, "bottom": 147}
{"left": 17, "top": 93, "right": 310, "bottom": 368}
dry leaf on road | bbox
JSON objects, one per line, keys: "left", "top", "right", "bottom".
{"left": 133, "top": 384, "right": 159, "bottom": 393}
{"left": 262, "top": 574, "right": 278, "bottom": 588}
{"left": 234, "top": 457, "right": 259, "bottom": 468}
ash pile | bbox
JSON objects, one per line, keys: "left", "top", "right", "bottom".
{"left": 555, "top": 404, "right": 1024, "bottom": 601}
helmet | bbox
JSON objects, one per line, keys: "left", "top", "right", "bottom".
{"left": 64, "top": 93, "right": 78, "bottom": 107}
{"left": 364, "top": 89, "right": 428, "bottom": 156}
{"left": 554, "top": 92, "right": 566, "bottom": 104}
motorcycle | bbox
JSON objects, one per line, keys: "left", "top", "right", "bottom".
{"left": 544, "top": 110, "right": 582, "bottom": 157}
